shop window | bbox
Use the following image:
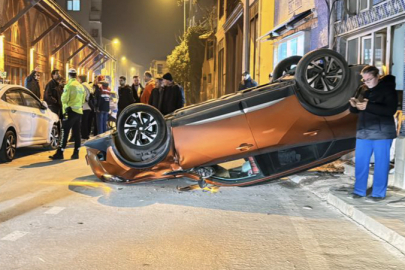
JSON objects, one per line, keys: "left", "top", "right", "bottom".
{"left": 348, "top": 33, "right": 386, "bottom": 73}
{"left": 67, "top": 0, "right": 80, "bottom": 11}
{"left": 347, "top": 38, "right": 359, "bottom": 65}
{"left": 273, "top": 33, "right": 306, "bottom": 68}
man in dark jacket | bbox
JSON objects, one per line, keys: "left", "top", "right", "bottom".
{"left": 148, "top": 77, "right": 164, "bottom": 112}
{"left": 156, "top": 73, "right": 184, "bottom": 115}
{"left": 117, "top": 76, "right": 135, "bottom": 118}
{"left": 238, "top": 71, "right": 258, "bottom": 91}
{"left": 44, "top": 70, "right": 61, "bottom": 115}
{"left": 131, "top": 75, "right": 144, "bottom": 103}
{"left": 26, "top": 69, "right": 41, "bottom": 99}
{"left": 349, "top": 65, "right": 398, "bottom": 202}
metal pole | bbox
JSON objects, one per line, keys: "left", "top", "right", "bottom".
{"left": 184, "top": 0, "right": 186, "bottom": 35}
{"left": 329, "top": 0, "right": 336, "bottom": 49}
{"left": 242, "top": 0, "right": 250, "bottom": 73}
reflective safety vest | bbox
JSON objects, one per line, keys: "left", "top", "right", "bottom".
{"left": 61, "top": 78, "right": 86, "bottom": 114}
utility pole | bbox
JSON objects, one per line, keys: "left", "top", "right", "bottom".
{"left": 242, "top": 0, "right": 250, "bottom": 73}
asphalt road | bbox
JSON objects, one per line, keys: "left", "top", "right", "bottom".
{"left": 1, "top": 146, "right": 405, "bottom": 269}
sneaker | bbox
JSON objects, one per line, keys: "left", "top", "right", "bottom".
{"left": 49, "top": 149, "right": 64, "bottom": 160}
{"left": 348, "top": 193, "right": 363, "bottom": 199}
{"left": 365, "top": 196, "right": 385, "bottom": 203}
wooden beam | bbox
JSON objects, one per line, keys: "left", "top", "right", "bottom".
{"left": 78, "top": 50, "right": 98, "bottom": 67}
{"left": 91, "top": 58, "right": 110, "bottom": 71}
{"left": 0, "top": 0, "right": 43, "bottom": 34}
{"left": 66, "top": 42, "right": 89, "bottom": 62}
{"left": 31, "top": 19, "right": 62, "bottom": 47}
{"left": 88, "top": 56, "right": 107, "bottom": 70}
{"left": 51, "top": 33, "right": 76, "bottom": 55}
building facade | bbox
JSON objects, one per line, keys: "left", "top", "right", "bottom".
{"left": 0, "top": 0, "right": 113, "bottom": 98}
{"left": 55, "top": 0, "right": 103, "bottom": 45}
{"left": 150, "top": 60, "right": 168, "bottom": 79}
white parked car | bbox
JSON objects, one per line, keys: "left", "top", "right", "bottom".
{"left": 0, "top": 84, "right": 60, "bottom": 162}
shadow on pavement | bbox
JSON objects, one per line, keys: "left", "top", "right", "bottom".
{"left": 20, "top": 159, "right": 68, "bottom": 168}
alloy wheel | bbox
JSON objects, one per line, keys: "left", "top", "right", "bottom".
{"left": 124, "top": 111, "right": 158, "bottom": 146}
{"left": 305, "top": 56, "right": 345, "bottom": 93}
{"left": 50, "top": 126, "right": 59, "bottom": 149}
{"left": 6, "top": 133, "right": 16, "bottom": 160}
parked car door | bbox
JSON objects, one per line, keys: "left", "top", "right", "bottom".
{"left": 2, "top": 89, "right": 33, "bottom": 144}
{"left": 20, "top": 90, "right": 50, "bottom": 142}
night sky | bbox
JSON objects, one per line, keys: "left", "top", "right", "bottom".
{"left": 102, "top": 0, "right": 184, "bottom": 69}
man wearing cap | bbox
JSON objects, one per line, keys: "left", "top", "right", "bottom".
{"left": 117, "top": 76, "right": 135, "bottom": 119}
{"left": 49, "top": 68, "right": 86, "bottom": 160}
{"left": 238, "top": 71, "right": 258, "bottom": 91}
{"left": 158, "top": 72, "right": 184, "bottom": 115}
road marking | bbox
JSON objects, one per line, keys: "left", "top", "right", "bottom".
{"left": 1, "top": 231, "right": 29, "bottom": 241}
{"left": 45, "top": 206, "right": 65, "bottom": 215}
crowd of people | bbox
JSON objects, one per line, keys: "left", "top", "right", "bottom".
{"left": 23, "top": 68, "right": 185, "bottom": 160}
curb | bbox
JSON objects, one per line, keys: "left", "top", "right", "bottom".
{"left": 327, "top": 193, "right": 405, "bottom": 255}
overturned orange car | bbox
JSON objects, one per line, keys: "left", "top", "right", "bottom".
{"left": 85, "top": 49, "right": 363, "bottom": 187}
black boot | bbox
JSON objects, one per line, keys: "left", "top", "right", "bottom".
{"left": 49, "top": 148, "right": 64, "bottom": 160}
{"left": 71, "top": 149, "right": 79, "bottom": 160}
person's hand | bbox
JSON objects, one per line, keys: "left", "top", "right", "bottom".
{"left": 349, "top": 97, "right": 357, "bottom": 107}
{"left": 356, "top": 99, "right": 368, "bottom": 110}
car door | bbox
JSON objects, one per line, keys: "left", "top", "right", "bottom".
{"left": 3, "top": 89, "right": 33, "bottom": 144}
{"left": 241, "top": 83, "right": 334, "bottom": 153}
{"left": 20, "top": 90, "right": 50, "bottom": 142}
{"left": 171, "top": 93, "right": 258, "bottom": 169}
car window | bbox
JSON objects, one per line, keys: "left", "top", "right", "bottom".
{"left": 21, "top": 91, "right": 42, "bottom": 109}
{"left": 3, "top": 90, "right": 24, "bottom": 106}
{"left": 211, "top": 158, "right": 263, "bottom": 180}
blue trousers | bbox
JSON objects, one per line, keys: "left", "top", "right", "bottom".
{"left": 96, "top": 111, "right": 109, "bottom": 134}
{"left": 354, "top": 139, "right": 393, "bottom": 198}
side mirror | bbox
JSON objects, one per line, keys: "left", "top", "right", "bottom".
{"left": 41, "top": 101, "right": 48, "bottom": 110}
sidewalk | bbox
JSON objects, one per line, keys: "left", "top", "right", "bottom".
{"left": 289, "top": 165, "right": 405, "bottom": 255}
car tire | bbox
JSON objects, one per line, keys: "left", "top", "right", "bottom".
{"left": 272, "top": 55, "right": 302, "bottom": 80}
{"left": 112, "top": 124, "right": 172, "bottom": 169}
{"left": 295, "top": 49, "right": 350, "bottom": 99}
{"left": 117, "top": 103, "right": 167, "bottom": 151}
{"left": 0, "top": 130, "right": 17, "bottom": 162}
{"left": 43, "top": 124, "right": 59, "bottom": 150}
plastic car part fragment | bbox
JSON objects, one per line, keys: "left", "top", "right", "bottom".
{"left": 164, "top": 166, "right": 216, "bottom": 188}
{"left": 102, "top": 174, "right": 128, "bottom": 183}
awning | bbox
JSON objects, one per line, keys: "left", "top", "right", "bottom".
{"left": 258, "top": 9, "right": 313, "bottom": 41}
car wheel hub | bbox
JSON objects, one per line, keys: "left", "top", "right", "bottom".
{"left": 124, "top": 112, "right": 158, "bottom": 146}
{"left": 306, "top": 56, "right": 344, "bottom": 93}
{"left": 6, "top": 134, "right": 16, "bottom": 159}
{"left": 50, "top": 127, "right": 59, "bottom": 148}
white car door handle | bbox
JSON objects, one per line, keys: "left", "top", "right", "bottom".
{"left": 11, "top": 110, "right": 16, "bottom": 113}
{"left": 32, "top": 113, "right": 36, "bottom": 118}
